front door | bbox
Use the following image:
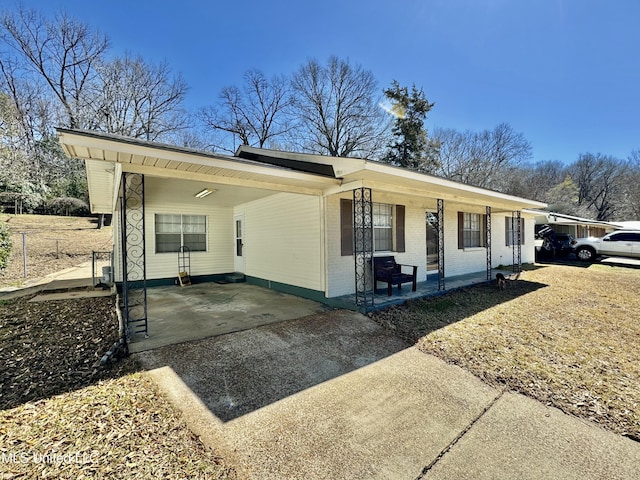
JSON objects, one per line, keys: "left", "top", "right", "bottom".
{"left": 234, "top": 215, "right": 244, "bottom": 273}
{"left": 426, "top": 211, "right": 439, "bottom": 274}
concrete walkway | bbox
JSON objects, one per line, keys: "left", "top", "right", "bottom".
{"left": 138, "top": 311, "right": 640, "bottom": 480}
{"left": 0, "top": 261, "right": 98, "bottom": 299}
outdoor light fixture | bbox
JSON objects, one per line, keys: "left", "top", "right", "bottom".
{"left": 194, "top": 188, "right": 214, "bottom": 198}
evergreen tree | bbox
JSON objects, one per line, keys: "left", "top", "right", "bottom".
{"left": 383, "top": 80, "right": 437, "bottom": 172}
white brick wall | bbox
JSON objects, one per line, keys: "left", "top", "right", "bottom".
{"left": 326, "top": 195, "right": 536, "bottom": 298}
{"left": 112, "top": 177, "right": 536, "bottom": 294}
{"left": 326, "top": 192, "right": 436, "bottom": 297}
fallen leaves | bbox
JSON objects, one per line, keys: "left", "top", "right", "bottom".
{"left": 1, "top": 374, "right": 234, "bottom": 479}
{"left": 0, "top": 295, "right": 125, "bottom": 410}
{"left": 0, "top": 292, "right": 235, "bottom": 479}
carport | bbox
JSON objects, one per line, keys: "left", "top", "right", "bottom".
{"left": 127, "top": 282, "right": 330, "bottom": 353}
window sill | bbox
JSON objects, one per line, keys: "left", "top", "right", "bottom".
{"left": 155, "top": 251, "right": 208, "bottom": 254}
{"left": 463, "top": 247, "right": 485, "bottom": 252}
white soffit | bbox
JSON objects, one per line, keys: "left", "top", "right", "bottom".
{"left": 58, "top": 130, "right": 340, "bottom": 197}
{"left": 85, "top": 159, "right": 115, "bottom": 214}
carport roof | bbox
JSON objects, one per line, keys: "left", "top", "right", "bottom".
{"left": 57, "top": 129, "right": 547, "bottom": 214}
{"left": 57, "top": 129, "right": 341, "bottom": 213}
{"left": 526, "top": 210, "right": 621, "bottom": 229}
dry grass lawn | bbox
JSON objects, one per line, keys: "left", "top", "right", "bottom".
{"left": 1, "top": 373, "right": 233, "bottom": 479}
{"left": 0, "top": 214, "right": 112, "bottom": 287}
{"left": 370, "top": 263, "right": 640, "bottom": 440}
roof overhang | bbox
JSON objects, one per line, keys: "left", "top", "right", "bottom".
{"left": 338, "top": 162, "right": 547, "bottom": 211}
{"left": 238, "top": 146, "right": 547, "bottom": 211}
{"left": 525, "top": 209, "right": 620, "bottom": 229}
{"left": 58, "top": 129, "right": 547, "bottom": 214}
{"left": 57, "top": 129, "right": 341, "bottom": 213}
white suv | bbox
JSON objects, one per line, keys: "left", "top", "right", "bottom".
{"left": 573, "top": 230, "right": 640, "bottom": 262}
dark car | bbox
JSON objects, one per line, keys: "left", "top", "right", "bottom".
{"left": 535, "top": 226, "right": 575, "bottom": 258}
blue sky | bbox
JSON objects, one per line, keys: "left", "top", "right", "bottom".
{"left": 11, "top": 0, "right": 640, "bottom": 164}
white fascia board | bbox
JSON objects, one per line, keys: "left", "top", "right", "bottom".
{"left": 121, "top": 162, "right": 327, "bottom": 196}
{"left": 534, "top": 210, "right": 619, "bottom": 228}
{"left": 360, "top": 161, "right": 547, "bottom": 210}
{"left": 59, "top": 131, "right": 339, "bottom": 186}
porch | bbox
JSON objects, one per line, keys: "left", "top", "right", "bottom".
{"left": 331, "top": 267, "right": 516, "bottom": 312}
{"left": 127, "top": 267, "right": 514, "bottom": 352}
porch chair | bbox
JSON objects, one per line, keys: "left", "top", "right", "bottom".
{"left": 373, "top": 256, "right": 418, "bottom": 296}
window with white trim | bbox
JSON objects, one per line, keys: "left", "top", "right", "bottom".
{"left": 373, "top": 203, "right": 393, "bottom": 252}
{"left": 463, "top": 212, "right": 482, "bottom": 248}
{"left": 155, "top": 214, "right": 207, "bottom": 253}
{"left": 505, "top": 217, "right": 526, "bottom": 246}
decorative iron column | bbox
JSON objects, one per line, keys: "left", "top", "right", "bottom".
{"left": 353, "top": 187, "right": 374, "bottom": 311}
{"left": 486, "top": 206, "right": 492, "bottom": 281}
{"left": 120, "top": 173, "right": 148, "bottom": 339}
{"left": 437, "top": 198, "right": 445, "bottom": 291}
{"left": 512, "top": 210, "right": 522, "bottom": 274}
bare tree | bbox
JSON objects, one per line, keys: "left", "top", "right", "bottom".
{"left": 570, "top": 153, "right": 627, "bottom": 221}
{"left": 291, "top": 56, "right": 387, "bottom": 158}
{"left": 498, "top": 160, "right": 566, "bottom": 202}
{"left": 90, "top": 54, "right": 189, "bottom": 141}
{"left": 0, "top": 7, "right": 109, "bottom": 129}
{"left": 0, "top": 91, "right": 29, "bottom": 187}
{"left": 200, "top": 69, "right": 292, "bottom": 153}
{"left": 433, "top": 123, "right": 532, "bottom": 189}
{"left": 623, "top": 150, "right": 640, "bottom": 220}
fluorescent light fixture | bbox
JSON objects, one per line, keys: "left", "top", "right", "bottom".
{"left": 195, "top": 188, "right": 214, "bottom": 198}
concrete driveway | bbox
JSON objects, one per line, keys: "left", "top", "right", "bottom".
{"left": 137, "top": 310, "right": 640, "bottom": 479}
{"left": 128, "top": 282, "right": 330, "bottom": 352}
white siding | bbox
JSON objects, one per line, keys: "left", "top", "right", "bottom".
{"left": 115, "top": 176, "right": 234, "bottom": 281}
{"left": 234, "top": 193, "right": 324, "bottom": 291}
{"left": 144, "top": 205, "right": 233, "bottom": 280}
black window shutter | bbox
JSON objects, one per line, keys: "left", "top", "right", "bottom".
{"left": 395, "top": 205, "right": 405, "bottom": 252}
{"left": 340, "top": 199, "right": 353, "bottom": 256}
{"left": 458, "top": 212, "right": 464, "bottom": 249}
{"left": 482, "top": 214, "right": 487, "bottom": 247}
{"left": 505, "top": 217, "right": 511, "bottom": 246}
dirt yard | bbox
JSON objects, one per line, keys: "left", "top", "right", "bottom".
{"left": 370, "top": 263, "right": 640, "bottom": 440}
{"left": 0, "top": 214, "right": 112, "bottom": 287}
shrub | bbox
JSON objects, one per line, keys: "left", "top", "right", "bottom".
{"left": 45, "top": 197, "right": 89, "bottom": 216}
{"left": 0, "top": 222, "right": 12, "bottom": 273}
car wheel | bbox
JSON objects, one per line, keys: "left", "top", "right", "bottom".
{"left": 576, "top": 246, "right": 596, "bottom": 262}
